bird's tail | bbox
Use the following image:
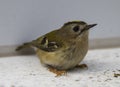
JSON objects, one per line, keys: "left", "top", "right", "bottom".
{"left": 16, "top": 42, "right": 32, "bottom": 51}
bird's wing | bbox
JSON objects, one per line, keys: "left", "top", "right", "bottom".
{"left": 16, "top": 30, "right": 63, "bottom": 52}
{"left": 37, "top": 36, "right": 63, "bottom": 52}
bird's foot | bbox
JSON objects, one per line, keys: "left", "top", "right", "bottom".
{"left": 48, "top": 67, "right": 67, "bottom": 77}
{"left": 75, "top": 64, "right": 88, "bottom": 69}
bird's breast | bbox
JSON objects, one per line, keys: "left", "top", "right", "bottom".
{"left": 36, "top": 31, "right": 89, "bottom": 70}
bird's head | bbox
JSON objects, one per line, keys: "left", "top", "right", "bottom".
{"left": 60, "top": 21, "right": 97, "bottom": 38}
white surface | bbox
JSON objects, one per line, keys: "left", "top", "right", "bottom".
{"left": 0, "top": 0, "right": 120, "bottom": 45}
{"left": 0, "top": 48, "right": 120, "bottom": 87}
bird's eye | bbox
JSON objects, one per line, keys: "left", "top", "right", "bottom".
{"left": 73, "top": 26, "right": 80, "bottom": 32}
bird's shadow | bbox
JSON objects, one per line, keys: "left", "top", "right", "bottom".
{"left": 68, "top": 58, "right": 113, "bottom": 74}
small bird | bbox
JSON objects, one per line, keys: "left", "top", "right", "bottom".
{"left": 16, "top": 21, "right": 97, "bottom": 76}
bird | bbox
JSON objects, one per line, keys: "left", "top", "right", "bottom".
{"left": 16, "top": 21, "right": 97, "bottom": 76}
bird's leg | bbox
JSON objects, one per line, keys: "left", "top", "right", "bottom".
{"left": 48, "top": 67, "right": 67, "bottom": 77}
{"left": 75, "top": 64, "right": 88, "bottom": 69}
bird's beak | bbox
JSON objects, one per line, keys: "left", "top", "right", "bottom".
{"left": 79, "top": 23, "right": 97, "bottom": 35}
{"left": 85, "top": 24, "right": 97, "bottom": 30}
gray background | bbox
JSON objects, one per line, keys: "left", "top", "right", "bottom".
{"left": 0, "top": 0, "right": 120, "bottom": 46}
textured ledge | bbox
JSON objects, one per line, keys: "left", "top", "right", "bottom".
{"left": 0, "top": 48, "right": 120, "bottom": 87}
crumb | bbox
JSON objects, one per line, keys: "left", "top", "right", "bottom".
{"left": 116, "top": 55, "right": 119, "bottom": 57}
{"left": 104, "top": 78, "right": 112, "bottom": 81}
{"left": 112, "top": 70, "right": 116, "bottom": 72}
{"left": 114, "top": 73, "right": 120, "bottom": 78}
{"left": 75, "top": 79, "right": 80, "bottom": 81}
{"left": 29, "top": 73, "right": 36, "bottom": 76}
{"left": 89, "top": 77, "right": 93, "bottom": 79}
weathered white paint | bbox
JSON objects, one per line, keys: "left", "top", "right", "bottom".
{"left": 0, "top": 0, "right": 120, "bottom": 46}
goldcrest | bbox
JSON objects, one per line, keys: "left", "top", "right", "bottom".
{"left": 16, "top": 21, "right": 97, "bottom": 75}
